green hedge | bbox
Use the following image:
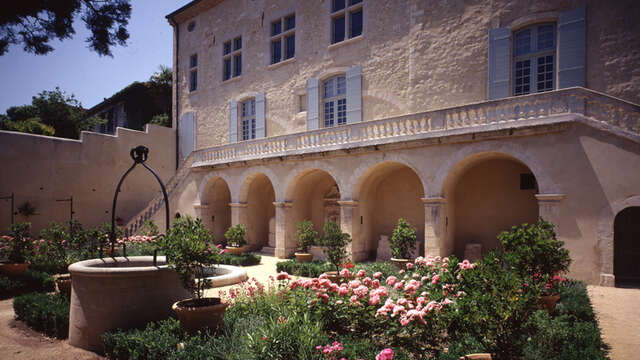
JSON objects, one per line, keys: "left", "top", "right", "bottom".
{"left": 218, "top": 253, "right": 261, "bottom": 266}
{"left": 276, "top": 260, "right": 397, "bottom": 279}
{"left": 13, "top": 292, "right": 70, "bottom": 339}
{"left": 103, "top": 318, "right": 183, "bottom": 360}
{"left": 0, "top": 269, "right": 55, "bottom": 299}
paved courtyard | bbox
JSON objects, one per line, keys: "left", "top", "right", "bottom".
{"left": 0, "top": 256, "right": 639, "bottom": 359}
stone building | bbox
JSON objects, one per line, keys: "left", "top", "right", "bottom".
{"left": 125, "top": 0, "right": 640, "bottom": 287}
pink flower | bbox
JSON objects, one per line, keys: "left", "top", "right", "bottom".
{"left": 431, "top": 274, "right": 440, "bottom": 285}
{"left": 353, "top": 285, "right": 368, "bottom": 298}
{"left": 376, "top": 349, "right": 394, "bottom": 360}
{"left": 357, "top": 269, "right": 367, "bottom": 277}
{"left": 348, "top": 279, "right": 362, "bottom": 289}
{"left": 216, "top": 244, "right": 223, "bottom": 249}
{"left": 338, "top": 286, "right": 350, "bottom": 296}
{"left": 369, "top": 295, "right": 381, "bottom": 306}
{"left": 373, "top": 271, "right": 382, "bottom": 279}
{"left": 386, "top": 276, "right": 397, "bottom": 286}
{"left": 276, "top": 272, "right": 290, "bottom": 280}
{"left": 220, "top": 249, "right": 227, "bottom": 254}
{"left": 339, "top": 268, "right": 351, "bottom": 278}
{"left": 406, "top": 262, "right": 414, "bottom": 269}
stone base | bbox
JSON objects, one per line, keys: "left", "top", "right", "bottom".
{"left": 259, "top": 246, "right": 276, "bottom": 256}
{"left": 275, "top": 247, "right": 296, "bottom": 258}
{"left": 599, "top": 273, "right": 615, "bottom": 287}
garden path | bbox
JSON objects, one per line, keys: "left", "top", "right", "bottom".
{"left": 587, "top": 285, "right": 640, "bottom": 360}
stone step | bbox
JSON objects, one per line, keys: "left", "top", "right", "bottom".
{"left": 258, "top": 246, "right": 275, "bottom": 256}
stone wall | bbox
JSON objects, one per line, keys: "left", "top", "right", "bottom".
{"left": 0, "top": 125, "right": 175, "bottom": 236}
{"left": 170, "top": 0, "right": 640, "bottom": 151}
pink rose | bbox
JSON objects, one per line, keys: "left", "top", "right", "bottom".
{"left": 276, "top": 272, "right": 290, "bottom": 280}
{"left": 220, "top": 249, "right": 227, "bottom": 254}
{"left": 376, "top": 349, "right": 394, "bottom": 360}
{"left": 386, "top": 276, "right": 397, "bottom": 286}
{"left": 373, "top": 271, "right": 382, "bottom": 279}
{"left": 356, "top": 269, "right": 367, "bottom": 277}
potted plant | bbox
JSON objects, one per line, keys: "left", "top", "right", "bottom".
{"left": 318, "top": 220, "right": 351, "bottom": 283}
{"left": 535, "top": 273, "right": 567, "bottom": 313}
{"left": 295, "top": 220, "right": 317, "bottom": 262}
{"left": 389, "top": 218, "right": 417, "bottom": 269}
{"left": 224, "top": 224, "right": 246, "bottom": 255}
{"left": 0, "top": 223, "right": 34, "bottom": 275}
{"left": 158, "top": 216, "right": 227, "bottom": 334}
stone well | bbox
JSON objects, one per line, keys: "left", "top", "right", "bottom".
{"left": 68, "top": 256, "right": 246, "bottom": 352}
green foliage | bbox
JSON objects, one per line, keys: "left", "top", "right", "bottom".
{"left": 17, "top": 202, "right": 36, "bottom": 217}
{"left": 149, "top": 65, "right": 172, "bottom": 88}
{"left": 0, "top": 117, "right": 55, "bottom": 136}
{"left": 103, "top": 318, "right": 183, "bottom": 360}
{"left": 150, "top": 113, "right": 170, "bottom": 127}
{"left": 31, "top": 222, "right": 70, "bottom": 274}
{"left": 224, "top": 224, "right": 247, "bottom": 248}
{"left": 556, "top": 280, "right": 596, "bottom": 322}
{"left": 219, "top": 253, "right": 261, "bottom": 266}
{"left": 140, "top": 220, "right": 160, "bottom": 236}
{"left": 499, "top": 219, "right": 571, "bottom": 279}
{"left": 521, "top": 311, "right": 609, "bottom": 360}
{"left": 318, "top": 220, "right": 351, "bottom": 273}
{"left": 157, "top": 216, "right": 220, "bottom": 299}
{"left": 1, "top": 222, "right": 34, "bottom": 263}
{"left": 295, "top": 220, "right": 318, "bottom": 253}
{"left": 390, "top": 218, "right": 417, "bottom": 259}
{"left": 13, "top": 292, "right": 70, "bottom": 339}
{"left": 5, "top": 105, "right": 38, "bottom": 121}
{"left": 0, "top": 0, "right": 132, "bottom": 56}
{"left": 0, "top": 268, "right": 54, "bottom": 299}
{"left": 276, "top": 260, "right": 333, "bottom": 277}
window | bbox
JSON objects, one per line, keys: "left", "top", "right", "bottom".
{"left": 270, "top": 14, "right": 295, "bottom": 64}
{"left": 331, "top": 0, "right": 363, "bottom": 44}
{"left": 189, "top": 54, "right": 197, "bottom": 92}
{"left": 513, "top": 23, "right": 556, "bottom": 96}
{"left": 241, "top": 98, "right": 256, "bottom": 140}
{"left": 323, "top": 75, "right": 347, "bottom": 127}
{"left": 187, "top": 21, "right": 196, "bottom": 32}
{"left": 223, "top": 36, "right": 242, "bottom": 81}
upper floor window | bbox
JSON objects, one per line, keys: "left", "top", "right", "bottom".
{"left": 271, "top": 14, "right": 295, "bottom": 64}
{"left": 223, "top": 36, "right": 242, "bottom": 81}
{"left": 331, "top": 0, "right": 363, "bottom": 44}
{"left": 241, "top": 98, "right": 256, "bottom": 140}
{"left": 323, "top": 75, "right": 347, "bottom": 127}
{"left": 189, "top": 54, "right": 198, "bottom": 92}
{"left": 513, "top": 23, "right": 556, "bottom": 96}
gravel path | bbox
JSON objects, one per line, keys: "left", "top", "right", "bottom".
{"left": 0, "top": 258, "right": 637, "bottom": 359}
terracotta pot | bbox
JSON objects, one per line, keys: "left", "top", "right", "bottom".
{"left": 295, "top": 252, "right": 313, "bottom": 262}
{"left": 53, "top": 273, "right": 72, "bottom": 297}
{"left": 539, "top": 294, "right": 561, "bottom": 313}
{"left": 226, "top": 246, "right": 244, "bottom": 256}
{"left": 172, "top": 297, "right": 228, "bottom": 335}
{"left": 0, "top": 262, "right": 29, "bottom": 276}
{"left": 459, "top": 354, "right": 492, "bottom": 360}
{"left": 390, "top": 258, "right": 410, "bottom": 270}
{"left": 324, "top": 271, "right": 353, "bottom": 284}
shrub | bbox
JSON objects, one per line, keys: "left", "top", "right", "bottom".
{"left": 317, "top": 220, "right": 351, "bottom": 273}
{"left": 296, "top": 220, "right": 317, "bottom": 253}
{"left": 390, "top": 218, "right": 417, "bottom": 259}
{"left": 499, "top": 219, "right": 571, "bottom": 279}
{"left": 103, "top": 318, "right": 183, "bottom": 360}
{"left": 0, "top": 268, "right": 54, "bottom": 299}
{"left": 1, "top": 222, "right": 34, "bottom": 263}
{"left": 13, "top": 292, "right": 70, "bottom": 339}
{"left": 556, "top": 280, "right": 596, "bottom": 321}
{"left": 224, "top": 224, "right": 247, "bottom": 248}
{"left": 30, "top": 222, "right": 70, "bottom": 274}
{"left": 352, "top": 261, "right": 396, "bottom": 280}
{"left": 219, "top": 253, "right": 261, "bottom": 266}
{"left": 276, "top": 259, "right": 332, "bottom": 277}
{"left": 157, "top": 216, "right": 221, "bottom": 299}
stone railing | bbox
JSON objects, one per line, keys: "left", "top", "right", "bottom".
{"left": 123, "top": 152, "right": 196, "bottom": 235}
{"left": 192, "top": 87, "right": 640, "bottom": 168}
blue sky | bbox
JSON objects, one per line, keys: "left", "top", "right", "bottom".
{"left": 0, "top": 1, "right": 188, "bottom": 113}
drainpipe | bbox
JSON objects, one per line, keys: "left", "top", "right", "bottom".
{"left": 168, "top": 16, "right": 180, "bottom": 170}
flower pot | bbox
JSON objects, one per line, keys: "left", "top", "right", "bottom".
{"left": 295, "top": 252, "right": 313, "bottom": 262}
{"left": 53, "top": 273, "right": 72, "bottom": 297}
{"left": 459, "top": 354, "right": 492, "bottom": 360}
{"left": 539, "top": 294, "right": 561, "bottom": 313}
{"left": 226, "top": 246, "right": 244, "bottom": 256}
{"left": 390, "top": 258, "right": 410, "bottom": 270}
{"left": 0, "top": 262, "right": 29, "bottom": 276}
{"left": 172, "top": 297, "right": 228, "bottom": 335}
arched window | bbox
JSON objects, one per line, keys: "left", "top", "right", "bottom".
{"left": 513, "top": 23, "right": 556, "bottom": 96}
{"left": 323, "top": 75, "right": 347, "bottom": 127}
{"left": 241, "top": 98, "right": 256, "bottom": 140}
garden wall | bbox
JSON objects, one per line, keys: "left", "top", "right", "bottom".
{"left": 0, "top": 125, "right": 175, "bottom": 236}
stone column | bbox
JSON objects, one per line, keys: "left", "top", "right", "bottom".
{"left": 193, "top": 203, "right": 209, "bottom": 221}
{"left": 338, "top": 200, "right": 364, "bottom": 261}
{"left": 273, "top": 201, "right": 294, "bottom": 258}
{"left": 535, "top": 194, "right": 565, "bottom": 232}
{"left": 422, "top": 197, "right": 445, "bottom": 257}
{"left": 229, "top": 203, "right": 248, "bottom": 226}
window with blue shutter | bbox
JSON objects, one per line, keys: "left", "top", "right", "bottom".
{"left": 229, "top": 100, "right": 238, "bottom": 143}
{"left": 180, "top": 112, "right": 195, "bottom": 157}
{"left": 306, "top": 78, "right": 319, "bottom": 130}
{"left": 558, "top": 6, "right": 586, "bottom": 88}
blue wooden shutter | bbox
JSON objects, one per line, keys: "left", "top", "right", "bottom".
{"left": 306, "top": 78, "right": 319, "bottom": 130}
{"left": 487, "top": 27, "right": 510, "bottom": 100}
{"left": 346, "top": 64, "right": 362, "bottom": 124}
{"left": 229, "top": 100, "right": 238, "bottom": 143}
{"left": 255, "top": 93, "right": 266, "bottom": 138}
{"left": 180, "top": 112, "right": 195, "bottom": 157}
{"left": 558, "top": 6, "right": 586, "bottom": 88}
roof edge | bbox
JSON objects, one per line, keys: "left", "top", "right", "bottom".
{"left": 165, "top": 0, "right": 204, "bottom": 21}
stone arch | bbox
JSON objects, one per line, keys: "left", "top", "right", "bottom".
{"left": 432, "top": 142, "right": 558, "bottom": 197}
{"left": 351, "top": 157, "right": 428, "bottom": 201}
{"left": 197, "top": 172, "right": 235, "bottom": 204}
{"left": 238, "top": 172, "right": 276, "bottom": 251}
{"left": 440, "top": 151, "right": 540, "bottom": 260}
{"left": 237, "top": 167, "right": 281, "bottom": 203}
{"left": 285, "top": 168, "right": 342, "bottom": 239}
{"left": 352, "top": 161, "right": 426, "bottom": 261}
{"left": 597, "top": 195, "right": 640, "bottom": 286}
{"left": 198, "top": 174, "right": 232, "bottom": 243}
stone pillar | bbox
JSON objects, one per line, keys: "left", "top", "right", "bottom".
{"left": 535, "top": 194, "right": 565, "bottom": 232}
{"left": 273, "top": 201, "right": 294, "bottom": 258}
{"left": 422, "top": 197, "right": 445, "bottom": 257}
{"left": 229, "top": 203, "right": 248, "bottom": 226}
{"left": 338, "top": 200, "right": 365, "bottom": 261}
{"left": 193, "top": 203, "right": 209, "bottom": 221}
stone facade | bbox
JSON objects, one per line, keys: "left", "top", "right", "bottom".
{"left": 138, "top": 0, "right": 640, "bottom": 286}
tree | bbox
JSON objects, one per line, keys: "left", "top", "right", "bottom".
{"left": 0, "top": 0, "right": 132, "bottom": 56}
{"left": 148, "top": 65, "right": 172, "bottom": 88}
